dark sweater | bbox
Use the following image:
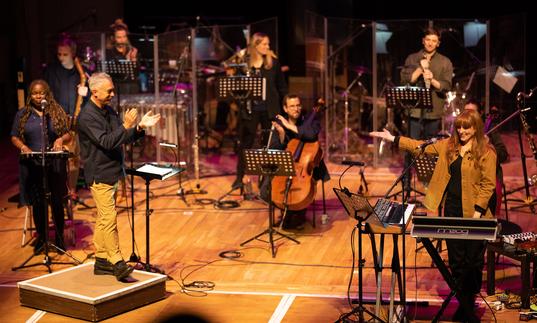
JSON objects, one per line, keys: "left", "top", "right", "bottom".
{"left": 77, "top": 100, "right": 144, "bottom": 185}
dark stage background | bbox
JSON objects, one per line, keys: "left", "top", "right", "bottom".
{"left": 0, "top": 0, "right": 534, "bottom": 137}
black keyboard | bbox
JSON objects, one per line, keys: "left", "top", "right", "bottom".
{"left": 373, "top": 198, "right": 415, "bottom": 225}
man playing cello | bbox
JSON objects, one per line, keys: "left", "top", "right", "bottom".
{"left": 267, "top": 94, "right": 329, "bottom": 230}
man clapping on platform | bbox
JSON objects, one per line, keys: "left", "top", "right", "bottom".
{"left": 78, "top": 72, "right": 160, "bottom": 280}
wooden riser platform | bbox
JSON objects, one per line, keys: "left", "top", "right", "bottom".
{"left": 18, "top": 263, "right": 167, "bottom": 321}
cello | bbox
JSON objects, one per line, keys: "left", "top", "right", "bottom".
{"left": 271, "top": 99, "right": 325, "bottom": 211}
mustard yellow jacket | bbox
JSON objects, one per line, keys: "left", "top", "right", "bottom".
{"left": 398, "top": 137, "right": 497, "bottom": 218}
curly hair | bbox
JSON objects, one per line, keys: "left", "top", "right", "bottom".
{"left": 446, "top": 109, "right": 493, "bottom": 167}
{"left": 18, "top": 79, "right": 69, "bottom": 144}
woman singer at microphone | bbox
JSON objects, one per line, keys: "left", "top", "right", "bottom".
{"left": 11, "top": 80, "right": 71, "bottom": 253}
{"left": 370, "top": 109, "right": 496, "bottom": 322}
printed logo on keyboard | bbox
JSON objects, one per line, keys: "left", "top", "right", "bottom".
{"left": 436, "top": 228, "right": 469, "bottom": 235}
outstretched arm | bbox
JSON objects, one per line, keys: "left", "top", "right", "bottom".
{"left": 369, "top": 128, "right": 395, "bottom": 142}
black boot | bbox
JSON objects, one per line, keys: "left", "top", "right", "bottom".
{"left": 94, "top": 257, "right": 115, "bottom": 275}
{"left": 465, "top": 294, "right": 479, "bottom": 323}
{"left": 113, "top": 260, "right": 134, "bottom": 281}
{"left": 455, "top": 293, "right": 479, "bottom": 323}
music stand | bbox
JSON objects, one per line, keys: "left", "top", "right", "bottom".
{"left": 414, "top": 154, "right": 437, "bottom": 185}
{"left": 216, "top": 75, "right": 267, "bottom": 194}
{"left": 126, "top": 163, "right": 184, "bottom": 272}
{"left": 97, "top": 60, "right": 138, "bottom": 82}
{"left": 333, "top": 188, "right": 385, "bottom": 323}
{"left": 217, "top": 75, "right": 266, "bottom": 102}
{"left": 240, "top": 149, "right": 299, "bottom": 258}
{"left": 386, "top": 85, "right": 433, "bottom": 118}
{"left": 412, "top": 154, "right": 448, "bottom": 253}
{"left": 386, "top": 86, "right": 433, "bottom": 200}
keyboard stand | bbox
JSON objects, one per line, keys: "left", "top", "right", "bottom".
{"left": 417, "top": 237, "right": 476, "bottom": 322}
{"left": 365, "top": 202, "right": 414, "bottom": 322}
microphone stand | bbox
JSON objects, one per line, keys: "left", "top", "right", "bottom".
{"left": 494, "top": 100, "right": 536, "bottom": 214}
{"left": 265, "top": 124, "right": 293, "bottom": 223}
{"left": 173, "top": 38, "right": 188, "bottom": 198}
{"left": 342, "top": 72, "right": 362, "bottom": 154}
{"left": 160, "top": 142, "right": 189, "bottom": 206}
{"left": 173, "top": 35, "right": 207, "bottom": 200}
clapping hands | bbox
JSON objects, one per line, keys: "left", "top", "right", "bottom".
{"left": 123, "top": 108, "right": 138, "bottom": 129}
{"left": 139, "top": 110, "right": 161, "bottom": 129}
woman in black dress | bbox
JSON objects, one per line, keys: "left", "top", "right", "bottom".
{"left": 230, "top": 32, "right": 288, "bottom": 190}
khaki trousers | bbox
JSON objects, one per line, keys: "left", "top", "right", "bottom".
{"left": 90, "top": 181, "right": 123, "bottom": 264}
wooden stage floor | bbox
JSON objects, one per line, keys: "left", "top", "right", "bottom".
{"left": 0, "top": 133, "right": 536, "bottom": 322}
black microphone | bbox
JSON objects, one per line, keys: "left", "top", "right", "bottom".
{"left": 417, "top": 137, "right": 438, "bottom": 150}
{"left": 265, "top": 123, "right": 276, "bottom": 150}
{"left": 342, "top": 160, "right": 365, "bottom": 166}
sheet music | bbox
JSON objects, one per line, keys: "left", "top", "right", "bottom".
{"left": 137, "top": 164, "right": 172, "bottom": 177}
{"left": 402, "top": 204, "right": 415, "bottom": 226}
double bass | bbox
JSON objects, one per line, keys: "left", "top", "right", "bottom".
{"left": 63, "top": 56, "right": 86, "bottom": 153}
{"left": 63, "top": 57, "right": 86, "bottom": 195}
{"left": 271, "top": 99, "right": 325, "bottom": 211}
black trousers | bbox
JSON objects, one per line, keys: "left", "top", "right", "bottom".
{"left": 446, "top": 239, "right": 487, "bottom": 295}
{"left": 24, "top": 161, "right": 66, "bottom": 243}
{"left": 235, "top": 110, "right": 271, "bottom": 180}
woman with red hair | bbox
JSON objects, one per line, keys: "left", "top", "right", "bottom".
{"left": 370, "top": 109, "right": 497, "bottom": 322}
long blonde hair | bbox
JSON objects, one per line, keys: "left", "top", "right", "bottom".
{"left": 446, "top": 109, "right": 492, "bottom": 165}
{"left": 248, "top": 32, "right": 277, "bottom": 70}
